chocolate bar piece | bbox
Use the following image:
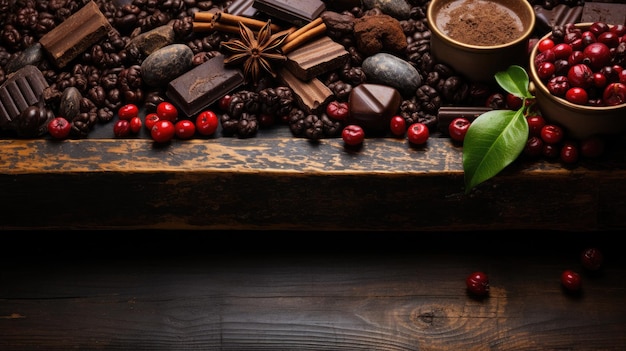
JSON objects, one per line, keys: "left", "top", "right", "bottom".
{"left": 0, "top": 65, "right": 49, "bottom": 129}
{"left": 39, "top": 1, "right": 112, "bottom": 68}
{"left": 252, "top": 0, "right": 325, "bottom": 26}
{"left": 166, "top": 54, "right": 244, "bottom": 118}
{"left": 581, "top": 2, "right": 626, "bottom": 26}
{"left": 226, "top": 0, "right": 259, "bottom": 17}
{"left": 285, "top": 36, "right": 349, "bottom": 81}
{"left": 436, "top": 106, "right": 493, "bottom": 134}
{"left": 533, "top": 4, "right": 583, "bottom": 35}
{"left": 277, "top": 67, "right": 333, "bottom": 115}
{"left": 347, "top": 83, "right": 402, "bottom": 135}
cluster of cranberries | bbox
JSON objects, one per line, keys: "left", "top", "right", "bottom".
{"left": 533, "top": 21, "right": 626, "bottom": 107}
{"left": 466, "top": 247, "right": 605, "bottom": 297}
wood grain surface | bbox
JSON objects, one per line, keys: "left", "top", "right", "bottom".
{"left": 1, "top": 231, "right": 624, "bottom": 350}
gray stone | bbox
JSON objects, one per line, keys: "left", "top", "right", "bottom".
{"left": 362, "top": 0, "right": 412, "bottom": 20}
{"left": 362, "top": 53, "right": 421, "bottom": 97}
{"left": 140, "top": 44, "right": 194, "bottom": 87}
{"left": 126, "top": 25, "right": 176, "bottom": 57}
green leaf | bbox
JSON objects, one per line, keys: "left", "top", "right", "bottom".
{"left": 494, "top": 65, "right": 533, "bottom": 99}
{"left": 462, "top": 109, "right": 529, "bottom": 193}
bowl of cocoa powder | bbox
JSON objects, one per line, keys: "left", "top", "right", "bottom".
{"left": 427, "top": 0, "right": 535, "bottom": 84}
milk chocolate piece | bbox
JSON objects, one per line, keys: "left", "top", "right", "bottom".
{"left": 0, "top": 65, "right": 49, "bottom": 129}
{"left": 347, "top": 84, "right": 402, "bottom": 135}
{"left": 533, "top": 4, "right": 583, "bottom": 35}
{"left": 581, "top": 2, "right": 626, "bottom": 26}
{"left": 226, "top": 0, "right": 259, "bottom": 17}
{"left": 285, "top": 36, "right": 349, "bottom": 81}
{"left": 436, "top": 106, "right": 493, "bottom": 134}
{"left": 166, "top": 54, "right": 244, "bottom": 118}
{"left": 277, "top": 68, "right": 333, "bottom": 115}
{"left": 39, "top": 1, "right": 112, "bottom": 68}
{"left": 252, "top": 0, "right": 325, "bottom": 26}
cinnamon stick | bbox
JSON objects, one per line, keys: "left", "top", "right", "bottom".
{"left": 192, "top": 21, "right": 241, "bottom": 34}
{"left": 281, "top": 23, "right": 326, "bottom": 54}
{"left": 284, "top": 17, "right": 323, "bottom": 45}
{"left": 193, "top": 11, "right": 281, "bottom": 33}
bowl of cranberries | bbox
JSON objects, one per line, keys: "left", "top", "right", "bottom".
{"left": 529, "top": 22, "right": 626, "bottom": 140}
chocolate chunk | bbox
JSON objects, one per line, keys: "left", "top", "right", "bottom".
{"left": 0, "top": 65, "right": 49, "bottom": 130}
{"left": 285, "top": 36, "right": 349, "bottom": 81}
{"left": 166, "top": 54, "right": 245, "bottom": 118}
{"left": 533, "top": 4, "right": 583, "bottom": 35}
{"left": 39, "top": 1, "right": 112, "bottom": 69}
{"left": 277, "top": 67, "right": 333, "bottom": 115}
{"left": 581, "top": 2, "right": 626, "bottom": 26}
{"left": 347, "top": 83, "right": 402, "bottom": 135}
{"left": 252, "top": 0, "right": 326, "bottom": 26}
{"left": 227, "top": 0, "right": 259, "bottom": 17}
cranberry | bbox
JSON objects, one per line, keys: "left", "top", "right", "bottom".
{"left": 603, "top": 82, "right": 626, "bottom": 106}
{"left": 540, "top": 124, "right": 564, "bottom": 144}
{"left": 583, "top": 42, "right": 612, "bottom": 70}
{"left": 466, "top": 271, "right": 489, "bottom": 296}
{"left": 448, "top": 117, "right": 471, "bottom": 143}
{"left": 568, "top": 64, "right": 594, "bottom": 88}
{"left": 580, "top": 136, "right": 605, "bottom": 158}
{"left": 118, "top": 103, "right": 139, "bottom": 121}
{"left": 196, "top": 110, "right": 219, "bottom": 136}
{"left": 580, "top": 31, "right": 596, "bottom": 46}
{"left": 505, "top": 93, "right": 523, "bottom": 110}
{"left": 218, "top": 95, "right": 232, "bottom": 111}
{"left": 568, "top": 51, "right": 585, "bottom": 66}
{"left": 156, "top": 101, "right": 178, "bottom": 122}
{"left": 113, "top": 119, "right": 131, "bottom": 138}
{"left": 342, "top": 124, "right": 365, "bottom": 146}
{"left": 130, "top": 116, "right": 142, "bottom": 134}
{"left": 589, "top": 21, "right": 610, "bottom": 37}
{"left": 326, "top": 101, "right": 350, "bottom": 120}
{"left": 407, "top": 122, "right": 429, "bottom": 145}
{"left": 151, "top": 120, "right": 176, "bottom": 143}
{"left": 565, "top": 87, "right": 589, "bottom": 105}
{"left": 389, "top": 115, "right": 406, "bottom": 137}
{"left": 592, "top": 72, "right": 607, "bottom": 89}
{"left": 526, "top": 114, "right": 546, "bottom": 136}
{"left": 560, "top": 141, "right": 579, "bottom": 164}
{"left": 561, "top": 269, "right": 582, "bottom": 292}
{"left": 553, "top": 42, "right": 573, "bottom": 60}
{"left": 47, "top": 116, "right": 71, "bottom": 140}
{"left": 547, "top": 76, "right": 570, "bottom": 97}
{"left": 537, "top": 62, "right": 556, "bottom": 80}
{"left": 611, "top": 24, "right": 626, "bottom": 37}
{"left": 542, "top": 143, "right": 560, "bottom": 159}
{"left": 598, "top": 31, "right": 620, "bottom": 48}
{"left": 524, "top": 136, "right": 544, "bottom": 158}
{"left": 581, "top": 247, "right": 604, "bottom": 271}
{"left": 537, "top": 38, "right": 554, "bottom": 52}
{"left": 144, "top": 113, "right": 160, "bottom": 131}
{"left": 174, "top": 119, "right": 196, "bottom": 139}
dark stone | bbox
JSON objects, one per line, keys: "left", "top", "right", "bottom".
{"left": 125, "top": 25, "right": 176, "bottom": 58}
{"left": 59, "top": 87, "right": 82, "bottom": 122}
{"left": 140, "top": 44, "right": 194, "bottom": 87}
{"left": 362, "top": 0, "right": 412, "bottom": 20}
{"left": 362, "top": 52, "right": 421, "bottom": 97}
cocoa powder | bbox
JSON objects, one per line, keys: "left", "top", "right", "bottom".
{"left": 440, "top": 0, "right": 523, "bottom": 46}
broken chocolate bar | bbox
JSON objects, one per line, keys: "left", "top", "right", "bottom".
{"left": 277, "top": 67, "right": 333, "bottom": 115}
{"left": 252, "top": 0, "right": 326, "bottom": 26}
{"left": 533, "top": 4, "right": 583, "bottom": 35}
{"left": 226, "top": 0, "right": 259, "bottom": 17}
{"left": 166, "top": 54, "right": 245, "bottom": 118}
{"left": 0, "top": 65, "right": 49, "bottom": 130}
{"left": 285, "top": 36, "right": 349, "bottom": 81}
{"left": 39, "top": 1, "right": 112, "bottom": 69}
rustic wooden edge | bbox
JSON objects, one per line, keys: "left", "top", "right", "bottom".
{"left": 1, "top": 135, "right": 626, "bottom": 231}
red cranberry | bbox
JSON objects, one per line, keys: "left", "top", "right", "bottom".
{"left": 326, "top": 100, "right": 350, "bottom": 120}
{"left": 583, "top": 42, "right": 612, "bottom": 70}
{"left": 407, "top": 122, "right": 429, "bottom": 145}
{"left": 466, "top": 271, "right": 489, "bottom": 296}
{"left": 603, "top": 83, "right": 626, "bottom": 106}
{"left": 560, "top": 141, "right": 579, "bottom": 164}
{"left": 389, "top": 115, "right": 406, "bottom": 137}
{"left": 568, "top": 64, "right": 594, "bottom": 88}
{"left": 547, "top": 76, "right": 570, "bottom": 97}
{"left": 342, "top": 124, "right": 365, "bottom": 146}
{"left": 540, "top": 124, "right": 564, "bottom": 144}
{"left": 581, "top": 247, "right": 604, "bottom": 271}
{"left": 542, "top": 143, "right": 560, "bottom": 159}
{"left": 589, "top": 21, "right": 610, "bottom": 37}
{"left": 565, "top": 87, "right": 589, "bottom": 105}
{"left": 448, "top": 117, "right": 471, "bottom": 142}
{"left": 524, "top": 136, "right": 544, "bottom": 158}
{"left": 505, "top": 93, "right": 523, "bottom": 110}
{"left": 553, "top": 42, "right": 573, "bottom": 59}
{"left": 526, "top": 114, "right": 546, "bottom": 136}
{"left": 561, "top": 269, "right": 582, "bottom": 292}
{"left": 537, "top": 62, "right": 556, "bottom": 80}
{"left": 537, "top": 38, "right": 555, "bottom": 52}
{"left": 598, "top": 31, "right": 620, "bottom": 48}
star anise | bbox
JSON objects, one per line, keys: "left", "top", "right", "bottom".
{"left": 220, "top": 20, "right": 289, "bottom": 84}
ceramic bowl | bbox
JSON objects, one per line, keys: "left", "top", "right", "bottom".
{"left": 528, "top": 22, "right": 626, "bottom": 140}
{"left": 427, "top": 0, "right": 535, "bottom": 84}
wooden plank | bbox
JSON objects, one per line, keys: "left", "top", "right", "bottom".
{"left": 2, "top": 133, "right": 626, "bottom": 230}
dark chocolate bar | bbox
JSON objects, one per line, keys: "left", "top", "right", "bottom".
{"left": 581, "top": 2, "right": 626, "bottom": 26}
{"left": 226, "top": 0, "right": 259, "bottom": 17}
{"left": 0, "top": 65, "right": 49, "bottom": 130}
{"left": 39, "top": 1, "right": 112, "bottom": 68}
{"left": 252, "top": 0, "right": 325, "bottom": 26}
{"left": 347, "top": 83, "right": 402, "bottom": 135}
{"left": 285, "top": 36, "right": 349, "bottom": 81}
{"left": 277, "top": 67, "right": 333, "bottom": 115}
{"left": 166, "top": 54, "right": 244, "bottom": 118}
{"left": 533, "top": 4, "right": 583, "bottom": 35}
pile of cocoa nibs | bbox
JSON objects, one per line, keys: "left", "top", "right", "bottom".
{"left": 0, "top": 0, "right": 595, "bottom": 140}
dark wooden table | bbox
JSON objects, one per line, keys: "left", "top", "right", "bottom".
{"left": 1, "top": 231, "right": 625, "bottom": 350}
